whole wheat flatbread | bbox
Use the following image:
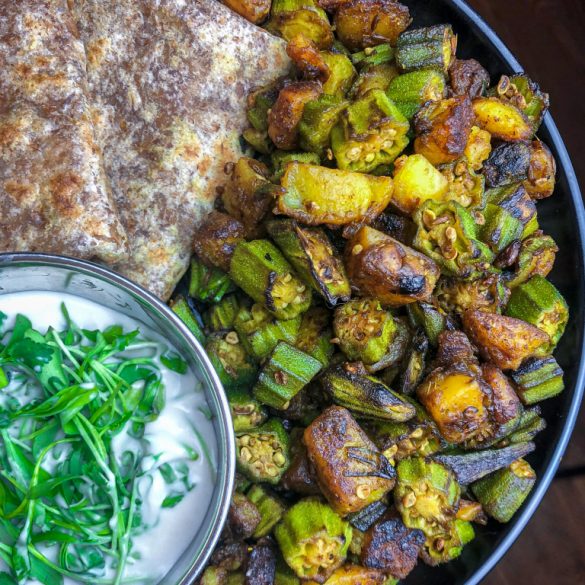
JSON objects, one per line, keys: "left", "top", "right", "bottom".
{"left": 0, "top": 0, "right": 128, "bottom": 263}
{"left": 71, "top": 0, "right": 291, "bottom": 299}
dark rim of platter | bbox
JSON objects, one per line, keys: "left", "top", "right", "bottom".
{"left": 442, "top": 1, "right": 585, "bottom": 584}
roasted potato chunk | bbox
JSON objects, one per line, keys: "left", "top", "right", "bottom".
{"left": 524, "top": 140, "right": 556, "bottom": 200}
{"left": 304, "top": 406, "right": 396, "bottom": 515}
{"left": 268, "top": 81, "right": 323, "bottom": 150}
{"left": 360, "top": 512, "right": 425, "bottom": 579}
{"left": 229, "top": 492, "right": 261, "bottom": 539}
{"left": 286, "top": 35, "right": 331, "bottom": 82}
{"left": 472, "top": 97, "right": 533, "bottom": 142}
{"left": 480, "top": 363, "right": 522, "bottom": 427}
{"left": 193, "top": 211, "right": 246, "bottom": 272}
{"left": 448, "top": 58, "right": 490, "bottom": 99}
{"left": 464, "top": 125, "right": 492, "bottom": 171}
{"left": 222, "top": 0, "right": 272, "bottom": 23}
{"left": 433, "top": 330, "right": 477, "bottom": 369}
{"left": 346, "top": 226, "right": 440, "bottom": 307}
{"left": 414, "top": 96, "right": 475, "bottom": 165}
{"left": 334, "top": 0, "right": 411, "bottom": 51}
{"left": 461, "top": 309, "right": 550, "bottom": 370}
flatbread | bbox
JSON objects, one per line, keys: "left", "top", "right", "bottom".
{"left": 0, "top": 0, "right": 128, "bottom": 263}
{"left": 71, "top": 0, "right": 291, "bottom": 299}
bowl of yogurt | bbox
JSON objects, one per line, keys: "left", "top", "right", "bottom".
{"left": 0, "top": 253, "right": 235, "bottom": 585}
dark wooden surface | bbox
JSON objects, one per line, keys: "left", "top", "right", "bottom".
{"left": 464, "top": 1, "right": 585, "bottom": 582}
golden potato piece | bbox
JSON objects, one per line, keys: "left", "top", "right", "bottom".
{"left": 464, "top": 126, "right": 492, "bottom": 171}
{"left": 461, "top": 309, "right": 549, "bottom": 370}
{"left": 472, "top": 97, "right": 533, "bottom": 142}
{"left": 221, "top": 0, "right": 272, "bottom": 23}
{"left": 524, "top": 140, "right": 556, "bottom": 200}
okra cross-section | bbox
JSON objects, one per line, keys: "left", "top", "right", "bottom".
{"left": 304, "top": 406, "right": 396, "bottom": 516}
{"left": 229, "top": 240, "right": 311, "bottom": 320}
{"left": 235, "top": 419, "right": 290, "bottom": 484}
{"left": 253, "top": 341, "right": 322, "bottom": 409}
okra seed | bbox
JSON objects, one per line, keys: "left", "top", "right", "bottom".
{"left": 283, "top": 273, "right": 292, "bottom": 283}
{"left": 347, "top": 147, "right": 361, "bottom": 161}
{"left": 411, "top": 427, "right": 424, "bottom": 439}
{"left": 445, "top": 227, "right": 457, "bottom": 242}
{"left": 365, "top": 153, "right": 376, "bottom": 163}
{"left": 273, "top": 452, "right": 286, "bottom": 466}
{"left": 386, "top": 129, "right": 397, "bottom": 138}
{"left": 293, "top": 295, "right": 303, "bottom": 305}
{"left": 352, "top": 244, "right": 363, "bottom": 256}
{"left": 422, "top": 209, "right": 436, "bottom": 228}
{"left": 297, "top": 285, "right": 306, "bottom": 293}
{"left": 434, "top": 538, "right": 445, "bottom": 552}
{"left": 274, "top": 370, "right": 289, "bottom": 385}
{"left": 239, "top": 435, "right": 250, "bottom": 446}
{"left": 497, "top": 75, "right": 510, "bottom": 95}
{"left": 454, "top": 161, "right": 467, "bottom": 176}
{"left": 225, "top": 331, "right": 239, "bottom": 345}
{"left": 402, "top": 491, "right": 417, "bottom": 508}
{"left": 382, "top": 140, "right": 394, "bottom": 149}
{"left": 249, "top": 438, "right": 256, "bottom": 446}
{"left": 356, "top": 484, "right": 371, "bottom": 499}
{"left": 240, "top": 447, "right": 252, "bottom": 462}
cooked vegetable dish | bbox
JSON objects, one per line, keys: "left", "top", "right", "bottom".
{"left": 178, "top": 1, "right": 562, "bottom": 584}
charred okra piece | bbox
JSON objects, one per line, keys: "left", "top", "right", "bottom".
{"left": 472, "top": 97, "right": 532, "bottom": 142}
{"left": 230, "top": 240, "right": 311, "bottom": 320}
{"left": 435, "top": 275, "right": 510, "bottom": 316}
{"left": 299, "top": 96, "right": 349, "bottom": 156}
{"left": 502, "top": 407, "right": 546, "bottom": 445}
{"left": 414, "top": 96, "right": 475, "bottom": 167}
{"left": 346, "top": 226, "right": 440, "bottom": 307}
{"left": 278, "top": 162, "right": 394, "bottom": 226}
{"left": 274, "top": 497, "right": 352, "bottom": 582}
{"left": 485, "top": 183, "right": 538, "bottom": 240}
{"left": 396, "top": 24, "right": 456, "bottom": 73}
{"left": 505, "top": 275, "right": 568, "bottom": 355}
{"left": 248, "top": 84, "right": 281, "bottom": 132}
{"left": 170, "top": 296, "right": 206, "bottom": 345}
{"left": 416, "top": 364, "right": 491, "bottom": 444}
{"left": 406, "top": 301, "right": 447, "bottom": 347}
{"left": 413, "top": 200, "right": 494, "bottom": 280}
{"left": 510, "top": 356, "right": 564, "bottom": 405}
{"left": 370, "top": 211, "right": 417, "bottom": 246}
{"left": 439, "top": 157, "right": 486, "bottom": 209}
{"left": 462, "top": 309, "right": 550, "bottom": 371}
{"left": 508, "top": 232, "right": 558, "bottom": 289}
{"left": 236, "top": 419, "right": 290, "bottom": 484}
{"left": 471, "top": 458, "right": 536, "bottom": 523}
{"left": 398, "top": 328, "right": 429, "bottom": 395}
{"left": 360, "top": 512, "right": 425, "bottom": 579}
{"left": 333, "top": 299, "right": 396, "bottom": 364}
{"left": 229, "top": 492, "right": 261, "bottom": 539}
{"left": 524, "top": 140, "right": 556, "bottom": 200}
{"left": 347, "top": 501, "right": 388, "bottom": 533}
{"left": 391, "top": 154, "right": 449, "bottom": 215}
{"left": 491, "top": 74, "right": 549, "bottom": 131}
{"left": 234, "top": 303, "right": 301, "bottom": 362}
{"left": 295, "top": 307, "right": 335, "bottom": 367}
{"left": 351, "top": 44, "right": 395, "bottom": 67}
{"left": 386, "top": 70, "right": 446, "bottom": 120}
{"left": 304, "top": 406, "right": 396, "bottom": 515}
{"left": 205, "top": 332, "right": 258, "bottom": 391}
{"left": 480, "top": 203, "right": 524, "bottom": 254}
{"left": 228, "top": 389, "right": 267, "bottom": 432}
{"left": 247, "top": 484, "right": 286, "bottom": 538}
{"left": 321, "top": 362, "right": 416, "bottom": 422}
{"left": 189, "top": 258, "right": 235, "bottom": 304}
{"left": 434, "top": 442, "right": 535, "bottom": 485}
{"left": 482, "top": 142, "right": 531, "bottom": 189}
{"left": 268, "top": 220, "right": 351, "bottom": 306}
{"left": 333, "top": 0, "right": 411, "bottom": 51}
{"left": 449, "top": 58, "right": 490, "bottom": 99}
{"left": 204, "top": 295, "right": 241, "bottom": 332}
{"left": 331, "top": 90, "right": 410, "bottom": 173}
{"left": 268, "top": 0, "right": 333, "bottom": 49}
{"left": 272, "top": 151, "right": 321, "bottom": 182}
{"left": 253, "top": 342, "right": 321, "bottom": 409}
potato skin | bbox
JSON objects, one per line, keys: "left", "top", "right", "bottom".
{"left": 413, "top": 96, "right": 475, "bottom": 165}
{"left": 268, "top": 81, "right": 323, "bottom": 150}
{"left": 448, "top": 58, "right": 490, "bottom": 99}
{"left": 286, "top": 35, "right": 331, "bottom": 82}
{"left": 345, "top": 226, "right": 440, "bottom": 307}
{"left": 434, "top": 330, "right": 477, "bottom": 369}
{"left": 221, "top": 0, "right": 271, "bottom": 23}
{"left": 461, "top": 309, "right": 549, "bottom": 370}
{"left": 193, "top": 211, "right": 246, "bottom": 272}
{"left": 480, "top": 363, "right": 522, "bottom": 427}
{"left": 304, "top": 406, "right": 395, "bottom": 516}
{"left": 360, "top": 513, "right": 425, "bottom": 579}
{"left": 334, "top": 0, "right": 411, "bottom": 51}
{"left": 524, "top": 140, "right": 556, "bottom": 200}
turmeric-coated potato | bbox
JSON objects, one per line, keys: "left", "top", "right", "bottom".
{"left": 464, "top": 125, "right": 492, "bottom": 171}
{"left": 413, "top": 96, "right": 475, "bottom": 165}
{"left": 334, "top": 0, "right": 411, "bottom": 51}
{"left": 268, "top": 81, "right": 323, "bottom": 150}
{"left": 304, "top": 406, "right": 396, "bottom": 515}
{"left": 321, "top": 565, "right": 386, "bottom": 585}
{"left": 193, "top": 211, "right": 246, "bottom": 272}
{"left": 523, "top": 140, "right": 556, "bottom": 200}
{"left": 461, "top": 309, "right": 549, "bottom": 370}
{"left": 221, "top": 0, "right": 272, "bottom": 23}
{"left": 472, "top": 97, "right": 533, "bottom": 142}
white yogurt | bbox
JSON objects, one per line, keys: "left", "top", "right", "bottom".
{"left": 0, "top": 292, "right": 218, "bottom": 585}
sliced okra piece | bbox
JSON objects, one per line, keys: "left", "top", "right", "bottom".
{"left": 295, "top": 307, "right": 335, "bottom": 368}
{"left": 228, "top": 388, "right": 268, "bottom": 432}
{"left": 321, "top": 565, "right": 386, "bottom": 585}
{"left": 413, "top": 200, "right": 494, "bottom": 280}
{"left": 243, "top": 127, "right": 273, "bottom": 155}
{"left": 398, "top": 328, "right": 429, "bottom": 396}
{"left": 439, "top": 157, "right": 486, "bottom": 209}
{"left": 502, "top": 406, "right": 546, "bottom": 445}
{"left": 204, "top": 295, "right": 241, "bottom": 332}
{"left": 189, "top": 258, "right": 235, "bottom": 304}
{"left": 227, "top": 574, "right": 245, "bottom": 585}
{"left": 321, "top": 362, "right": 416, "bottom": 422}
{"left": 304, "top": 406, "right": 396, "bottom": 515}
{"left": 366, "top": 316, "right": 412, "bottom": 373}
{"left": 201, "top": 567, "right": 228, "bottom": 585}
{"left": 321, "top": 51, "right": 357, "bottom": 96}
{"left": 299, "top": 95, "right": 349, "bottom": 156}
{"left": 170, "top": 295, "right": 206, "bottom": 345}
{"left": 433, "top": 441, "right": 535, "bottom": 485}
{"left": 247, "top": 484, "right": 287, "bottom": 538}
{"left": 230, "top": 240, "right": 312, "bottom": 320}
{"left": 471, "top": 458, "right": 536, "bottom": 523}
{"left": 248, "top": 84, "right": 281, "bottom": 132}
{"left": 386, "top": 70, "right": 446, "bottom": 121}
{"left": 349, "top": 63, "right": 400, "bottom": 100}
{"left": 507, "top": 233, "right": 558, "bottom": 289}
{"left": 236, "top": 419, "right": 290, "bottom": 484}
{"left": 333, "top": 299, "right": 396, "bottom": 364}
{"left": 396, "top": 24, "right": 456, "bottom": 73}
{"left": 253, "top": 342, "right": 322, "bottom": 409}
{"left": 480, "top": 203, "right": 524, "bottom": 254}
{"left": 267, "top": 219, "right": 351, "bottom": 306}
{"left": 510, "top": 356, "right": 564, "bottom": 405}
{"left": 351, "top": 43, "right": 395, "bottom": 67}
{"left": 331, "top": 90, "right": 409, "bottom": 173}
{"left": 272, "top": 151, "right": 321, "bottom": 182}
{"left": 234, "top": 303, "right": 301, "bottom": 362}
{"left": 505, "top": 275, "right": 568, "bottom": 355}
{"left": 420, "top": 519, "right": 474, "bottom": 566}
{"left": 275, "top": 555, "right": 301, "bottom": 585}
{"left": 406, "top": 301, "right": 447, "bottom": 347}
{"left": 486, "top": 183, "right": 538, "bottom": 239}
{"left": 205, "top": 332, "right": 258, "bottom": 392}
{"left": 347, "top": 501, "right": 388, "bottom": 533}
{"left": 274, "top": 497, "right": 352, "bottom": 582}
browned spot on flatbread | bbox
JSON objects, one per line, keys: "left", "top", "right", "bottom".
{"left": 86, "top": 38, "right": 108, "bottom": 68}
{"left": 4, "top": 181, "right": 35, "bottom": 204}
{"left": 0, "top": 121, "right": 21, "bottom": 148}
{"left": 48, "top": 171, "right": 84, "bottom": 219}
